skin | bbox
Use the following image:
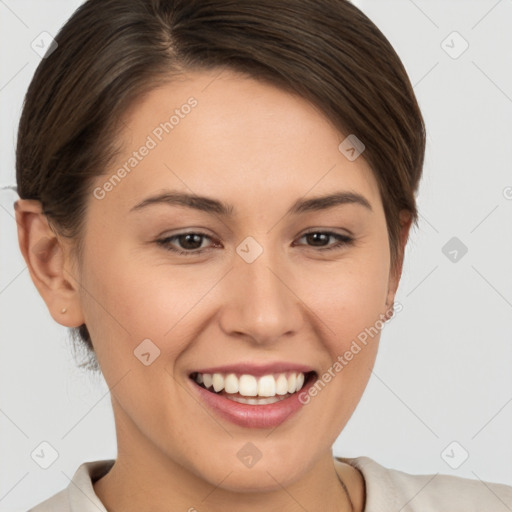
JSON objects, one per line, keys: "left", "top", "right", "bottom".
{"left": 15, "top": 69, "right": 411, "bottom": 512}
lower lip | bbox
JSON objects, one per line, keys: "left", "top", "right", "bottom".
{"left": 189, "top": 373, "right": 316, "bottom": 429}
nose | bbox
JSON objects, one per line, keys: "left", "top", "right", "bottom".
{"left": 218, "top": 244, "right": 306, "bottom": 346}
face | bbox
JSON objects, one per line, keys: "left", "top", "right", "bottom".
{"left": 70, "top": 69, "right": 403, "bottom": 489}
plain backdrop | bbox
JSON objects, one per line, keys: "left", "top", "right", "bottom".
{"left": 1, "top": 0, "right": 511, "bottom": 510}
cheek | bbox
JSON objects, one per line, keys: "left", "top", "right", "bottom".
{"left": 79, "top": 238, "right": 224, "bottom": 374}
{"left": 308, "top": 254, "right": 390, "bottom": 349}
{"left": 283, "top": 260, "right": 388, "bottom": 452}
{"left": 299, "top": 247, "right": 390, "bottom": 410}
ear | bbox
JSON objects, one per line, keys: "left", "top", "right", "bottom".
{"left": 14, "top": 199, "right": 85, "bottom": 327}
{"left": 385, "top": 210, "right": 413, "bottom": 316}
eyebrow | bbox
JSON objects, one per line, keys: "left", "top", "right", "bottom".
{"left": 129, "top": 190, "right": 373, "bottom": 216}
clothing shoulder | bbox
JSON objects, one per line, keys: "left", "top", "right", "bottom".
{"left": 26, "top": 459, "right": 114, "bottom": 512}
{"left": 27, "top": 488, "right": 68, "bottom": 512}
{"left": 340, "top": 456, "right": 512, "bottom": 512}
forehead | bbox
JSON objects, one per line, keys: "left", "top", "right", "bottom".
{"left": 92, "top": 68, "right": 382, "bottom": 219}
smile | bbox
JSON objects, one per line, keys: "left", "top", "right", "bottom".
{"left": 188, "top": 370, "right": 317, "bottom": 427}
{"left": 191, "top": 370, "right": 311, "bottom": 404}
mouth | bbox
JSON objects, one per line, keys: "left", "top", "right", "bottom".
{"left": 189, "top": 370, "right": 318, "bottom": 405}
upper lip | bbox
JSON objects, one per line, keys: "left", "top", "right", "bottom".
{"left": 190, "top": 362, "right": 316, "bottom": 377}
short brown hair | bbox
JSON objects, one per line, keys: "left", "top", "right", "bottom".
{"left": 16, "top": 0, "right": 425, "bottom": 371}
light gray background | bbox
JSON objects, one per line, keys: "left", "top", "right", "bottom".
{"left": 1, "top": 0, "right": 511, "bottom": 510}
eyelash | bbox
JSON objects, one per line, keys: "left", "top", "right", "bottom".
{"left": 155, "top": 230, "right": 354, "bottom": 256}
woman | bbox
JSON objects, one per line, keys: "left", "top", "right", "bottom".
{"left": 14, "top": 0, "right": 512, "bottom": 510}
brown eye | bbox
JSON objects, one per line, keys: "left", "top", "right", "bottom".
{"left": 296, "top": 231, "right": 354, "bottom": 251}
{"left": 156, "top": 232, "right": 216, "bottom": 256}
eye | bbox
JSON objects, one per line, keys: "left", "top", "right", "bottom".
{"left": 156, "top": 232, "right": 217, "bottom": 256}
{"left": 294, "top": 231, "right": 354, "bottom": 251}
{"left": 155, "top": 230, "right": 354, "bottom": 256}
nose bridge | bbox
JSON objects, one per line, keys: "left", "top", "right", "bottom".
{"left": 220, "top": 235, "right": 304, "bottom": 343}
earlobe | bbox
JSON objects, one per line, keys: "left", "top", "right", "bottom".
{"left": 14, "top": 199, "right": 85, "bottom": 327}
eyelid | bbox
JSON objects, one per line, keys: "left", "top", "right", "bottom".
{"left": 299, "top": 227, "right": 354, "bottom": 239}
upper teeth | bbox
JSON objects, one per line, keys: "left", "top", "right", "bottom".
{"left": 195, "top": 372, "right": 306, "bottom": 397}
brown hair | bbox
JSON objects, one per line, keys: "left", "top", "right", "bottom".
{"left": 16, "top": 0, "right": 425, "bottom": 372}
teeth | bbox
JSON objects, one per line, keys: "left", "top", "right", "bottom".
{"left": 224, "top": 373, "right": 239, "bottom": 394}
{"left": 287, "top": 373, "right": 297, "bottom": 393}
{"left": 275, "top": 374, "right": 289, "bottom": 395}
{"left": 258, "top": 375, "right": 275, "bottom": 397}
{"left": 296, "top": 372, "right": 305, "bottom": 390}
{"left": 239, "top": 374, "right": 258, "bottom": 396}
{"left": 194, "top": 371, "right": 309, "bottom": 398}
{"left": 212, "top": 373, "right": 224, "bottom": 392}
{"left": 203, "top": 373, "right": 213, "bottom": 389}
